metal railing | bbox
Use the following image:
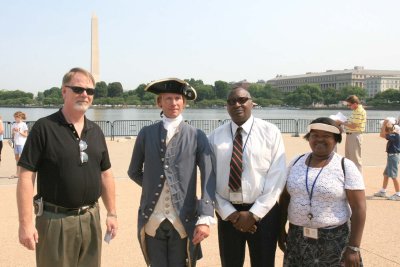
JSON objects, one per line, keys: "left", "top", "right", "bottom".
{"left": 1, "top": 119, "right": 384, "bottom": 139}
{"left": 111, "top": 120, "right": 153, "bottom": 140}
{"left": 188, "top": 120, "right": 222, "bottom": 135}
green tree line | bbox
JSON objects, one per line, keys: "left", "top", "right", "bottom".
{"left": 1, "top": 79, "right": 400, "bottom": 108}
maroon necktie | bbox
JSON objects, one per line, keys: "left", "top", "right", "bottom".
{"left": 229, "top": 127, "right": 243, "bottom": 191}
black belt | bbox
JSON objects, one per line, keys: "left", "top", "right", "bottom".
{"left": 346, "top": 132, "right": 362, "bottom": 135}
{"left": 231, "top": 202, "right": 253, "bottom": 207}
{"left": 231, "top": 203, "right": 254, "bottom": 212}
{"left": 43, "top": 202, "right": 97, "bottom": 216}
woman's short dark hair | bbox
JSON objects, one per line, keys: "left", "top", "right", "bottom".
{"left": 304, "top": 117, "right": 342, "bottom": 143}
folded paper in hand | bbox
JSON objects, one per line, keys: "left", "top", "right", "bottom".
{"left": 329, "top": 112, "right": 347, "bottom": 123}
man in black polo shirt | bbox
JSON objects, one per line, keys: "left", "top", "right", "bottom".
{"left": 16, "top": 67, "right": 118, "bottom": 267}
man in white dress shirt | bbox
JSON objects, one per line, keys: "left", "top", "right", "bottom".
{"left": 208, "top": 87, "right": 286, "bottom": 267}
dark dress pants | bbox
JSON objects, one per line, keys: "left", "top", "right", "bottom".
{"left": 217, "top": 202, "right": 280, "bottom": 267}
{"left": 145, "top": 219, "right": 188, "bottom": 267}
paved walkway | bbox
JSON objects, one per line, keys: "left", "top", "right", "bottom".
{"left": 1, "top": 134, "right": 399, "bottom": 266}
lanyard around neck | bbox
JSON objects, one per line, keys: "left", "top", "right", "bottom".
{"left": 305, "top": 153, "right": 332, "bottom": 207}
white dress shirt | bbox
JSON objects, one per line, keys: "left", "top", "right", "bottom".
{"left": 208, "top": 115, "right": 287, "bottom": 220}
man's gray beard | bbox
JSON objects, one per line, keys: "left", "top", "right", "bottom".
{"left": 74, "top": 102, "right": 90, "bottom": 112}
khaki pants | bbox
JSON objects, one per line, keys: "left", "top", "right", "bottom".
{"left": 345, "top": 133, "right": 363, "bottom": 173}
{"left": 35, "top": 205, "right": 102, "bottom": 267}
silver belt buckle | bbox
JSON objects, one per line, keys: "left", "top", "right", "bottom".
{"left": 78, "top": 205, "right": 90, "bottom": 213}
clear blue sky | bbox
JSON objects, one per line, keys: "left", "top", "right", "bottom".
{"left": 1, "top": 0, "right": 399, "bottom": 94}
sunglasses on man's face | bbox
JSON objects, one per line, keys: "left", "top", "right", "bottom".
{"left": 227, "top": 97, "right": 251, "bottom": 106}
{"left": 66, "top": 86, "right": 95, "bottom": 96}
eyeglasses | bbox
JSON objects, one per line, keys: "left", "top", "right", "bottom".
{"left": 79, "top": 140, "right": 88, "bottom": 165}
{"left": 227, "top": 97, "right": 251, "bottom": 106}
{"left": 66, "top": 86, "right": 95, "bottom": 96}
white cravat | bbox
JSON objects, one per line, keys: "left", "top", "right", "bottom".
{"left": 162, "top": 114, "right": 183, "bottom": 142}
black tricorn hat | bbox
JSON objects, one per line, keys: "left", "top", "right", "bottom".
{"left": 144, "top": 78, "right": 197, "bottom": 100}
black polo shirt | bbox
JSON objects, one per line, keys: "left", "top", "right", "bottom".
{"left": 18, "top": 110, "right": 111, "bottom": 208}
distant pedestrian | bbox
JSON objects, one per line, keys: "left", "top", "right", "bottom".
{"left": 11, "top": 111, "right": 28, "bottom": 178}
{"left": 374, "top": 119, "right": 400, "bottom": 200}
{"left": 339, "top": 95, "right": 367, "bottom": 173}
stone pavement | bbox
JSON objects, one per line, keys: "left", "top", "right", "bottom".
{"left": 0, "top": 134, "right": 399, "bottom": 266}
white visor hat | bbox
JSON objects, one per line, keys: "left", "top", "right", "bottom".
{"left": 307, "top": 123, "right": 341, "bottom": 134}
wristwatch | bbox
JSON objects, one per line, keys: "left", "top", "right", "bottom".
{"left": 347, "top": 246, "right": 360, "bottom": 252}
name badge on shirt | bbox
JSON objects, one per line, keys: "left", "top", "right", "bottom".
{"left": 229, "top": 189, "right": 243, "bottom": 204}
{"left": 303, "top": 227, "right": 318, "bottom": 239}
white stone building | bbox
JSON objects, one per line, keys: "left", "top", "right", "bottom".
{"left": 365, "top": 76, "right": 400, "bottom": 97}
{"left": 267, "top": 66, "right": 400, "bottom": 95}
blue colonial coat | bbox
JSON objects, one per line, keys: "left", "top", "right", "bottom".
{"left": 128, "top": 121, "right": 216, "bottom": 266}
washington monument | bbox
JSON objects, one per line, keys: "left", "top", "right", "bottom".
{"left": 91, "top": 13, "right": 100, "bottom": 83}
